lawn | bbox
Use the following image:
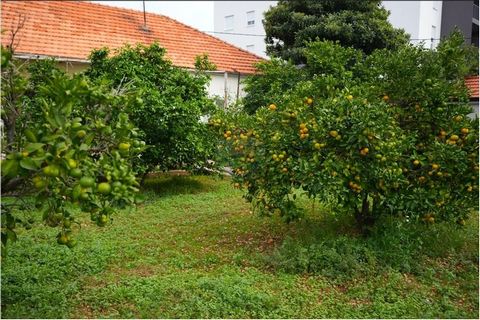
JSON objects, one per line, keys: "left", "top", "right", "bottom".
{"left": 1, "top": 175, "right": 478, "bottom": 318}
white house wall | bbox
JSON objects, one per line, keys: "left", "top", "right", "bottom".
{"left": 21, "top": 59, "right": 248, "bottom": 106}
{"left": 207, "top": 72, "right": 248, "bottom": 106}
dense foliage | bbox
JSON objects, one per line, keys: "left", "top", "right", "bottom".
{"left": 263, "top": 0, "right": 409, "bottom": 64}
{"left": 1, "top": 49, "right": 145, "bottom": 250}
{"left": 242, "top": 58, "right": 307, "bottom": 114}
{"left": 86, "top": 43, "right": 218, "bottom": 174}
{"left": 212, "top": 33, "right": 478, "bottom": 229}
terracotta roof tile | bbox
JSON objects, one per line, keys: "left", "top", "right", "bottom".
{"left": 465, "top": 76, "right": 479, "bottom": 99}
{"left": 1, "top": 0, "right": 263, "bottom": 74}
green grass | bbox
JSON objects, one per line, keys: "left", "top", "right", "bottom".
{"left": 1, "top": 175, "right": 478, "bottom": 318}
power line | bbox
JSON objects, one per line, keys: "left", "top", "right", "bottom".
{"left": 203, "top": 31, "right": 473, "bottom": 42}
{"left": 411, "top": 37, "right": 472, "bottom": 40}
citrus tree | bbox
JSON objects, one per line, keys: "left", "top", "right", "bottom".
{"left": 86, "top": 43, "right": 218, "bottom": 175}
{"left": 1, "top": 50, "right": 145, "bottom": 250}
{"left": 212, "top": 34, "right": 478, "bottom": 229}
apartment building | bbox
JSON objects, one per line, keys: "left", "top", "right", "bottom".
{"left": 213, "top": 1, "right": 276, "bottom": 58}
{"left": 213, "top": 1, "right": 479, "bottom": 57}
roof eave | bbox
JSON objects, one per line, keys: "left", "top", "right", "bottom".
{"left": 183, "top": 68, "right": 254, "bottom": 76}
{"left": 13, "top": 53, "right": 256, "bottom": 74}
{"left": 14, "top": 53, "right": 89, "bottom": 63}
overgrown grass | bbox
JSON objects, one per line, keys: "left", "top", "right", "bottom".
{"left": 1, "top": 175, "right": 478, "bottom": 318}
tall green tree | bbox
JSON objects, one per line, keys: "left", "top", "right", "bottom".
{"left": 264, "top": 0, "right": 409, "bottom": 64}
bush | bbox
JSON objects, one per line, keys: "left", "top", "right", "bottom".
{"left": 1, "top": 50, "right": 144, "bottom": 249}
{"left": 86, "top": 43, "right": 218, "bottom": 174}
{"left": 212, "top": 32, "right": 478, "bottom": 228}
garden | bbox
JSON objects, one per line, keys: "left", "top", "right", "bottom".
{"left": 1, "top": 1, "right": 479, "bottom": 318}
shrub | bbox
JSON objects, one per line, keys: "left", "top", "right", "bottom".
{"left": 212, "top": 33, "right": 478, "bottom": 229}
{"left": 86, "top": 43, "right": 218, "bottom": 174}
{"left": 1, "top": 49, "right": 144, "bottom": 249}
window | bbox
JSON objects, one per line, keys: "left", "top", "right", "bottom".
{"left": 246, "top": 11, "right": 255, "bottom": 26}
{"left": 225, "top": 15, "right": 234, "bottom": 31}
{"left": 246, "top": 44, "right": 255, "bottom": 51}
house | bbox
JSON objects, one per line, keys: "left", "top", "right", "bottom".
{"left": 0, "top": 0, "right": 264, "bottom": 106}
{"left": 465, "top": 75, "right": 479, "bottom": 118}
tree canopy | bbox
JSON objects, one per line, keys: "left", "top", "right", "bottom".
{"left": 86, "top": 43, "right": 218, "bottom": 174}
{"left": 264, "top": 0, "right": 409, "bottom": 64}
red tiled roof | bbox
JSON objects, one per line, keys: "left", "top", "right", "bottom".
{"left": 465, "top": 76, "right": 479, "bottom": 99}
{"left": 1, "top": 1, "right": 263, "bottom": 74}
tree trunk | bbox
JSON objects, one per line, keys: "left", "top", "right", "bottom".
{"left": 6, "top": 119, "right": 16, "bottom": 152}
{"left": 1, "top": 177, "right": 25, "bottom": 194}
{"left": 354, "top": 193, "right": 376, "bottom": 234}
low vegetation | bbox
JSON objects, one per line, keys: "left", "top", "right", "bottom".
{"left": 2, "top": 175, "right": 478, "bottom": 318}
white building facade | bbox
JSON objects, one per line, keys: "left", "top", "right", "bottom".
{"left": 213, "top": 1, "right": 458, "bottom": 57}
{"left": 213, "top": 1, "right": 277, "bottom": 58}
{"left": 383, "top": 1, "right": 443, "bottom": 48}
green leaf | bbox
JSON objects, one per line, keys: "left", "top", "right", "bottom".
{"left": 25, "top": 143, "right": 45, "bottom": 153}
{"left": 1, "top": 159, "right": 19, "bottom": 177}
{"left": 31, "top": 156, "right": 47, "bottom": 162}
{"left": 54, "top": 142, "right": 67, "bottom": 153}
{"left": 53, "top": 109, "right": 66, "bottom": 127}
{"left": 24, "top": 129, "right": 38, "bottom": 143}
{"left": 20, "top": 158, "right": 39, "bottom": 170}
{"left": 84, "top": 133, "right": 95, "bottom": 145}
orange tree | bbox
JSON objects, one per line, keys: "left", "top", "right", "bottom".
{"left": 85, "top": 43, "right": 218, "bottom": 175}
{"left": 1, "top": 50, "right": 145, "bottom": 250}
{"left": 211, "top": 34, "right": 478, "bottom": 229}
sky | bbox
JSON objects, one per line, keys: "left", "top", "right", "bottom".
{"left": 94, "top": 1, "right": 214, "bottom": 31}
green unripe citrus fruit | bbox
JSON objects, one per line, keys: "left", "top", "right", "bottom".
{"left": 119, "top": 143, "right": 130, "bottom": 151}
{"left": 79, "top": 177, "right": 95, "bottom": 188}
{"left": 66, "top": 239, "right": 77, "bottom": 248}
{"left": 57, "top": 233, "right": 69, "bottom": 245}
{"left": 97, "top": 214, "right": 108, "bottom": 227}
{"left": 97, "top": 182, "right": 111, "bottom": 194}
{"left": 43, "top": 165, "right": 60, "bottom": 177}
{"left": 70, "top": 168, "right": 82, "bottom": 178}
{"left": 76, "top": 130, "right": 87, "bottom": 138}
{"left": 67, "top": 159, "right": 77, "bottom": 169}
